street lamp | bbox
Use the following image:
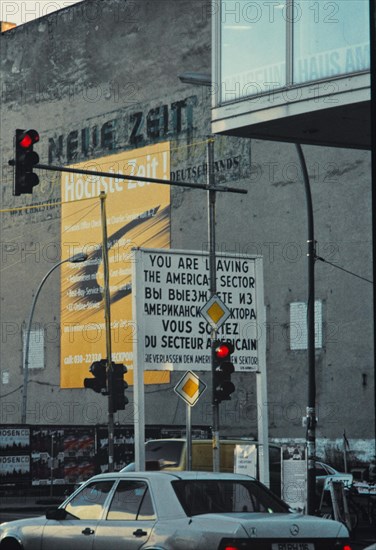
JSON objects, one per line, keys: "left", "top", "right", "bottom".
{"left": 21, "top": 252, "right": 88, "bottom": 424}
{"left": 178, "top": 72, "right": 212, "bottom": 87}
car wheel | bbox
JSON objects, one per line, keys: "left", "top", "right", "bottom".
{"left": 0, "top": 539, "right": 22, "bottom": 550}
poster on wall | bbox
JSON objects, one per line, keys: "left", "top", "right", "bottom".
{"left": 31, "top": 429, "right": 65, "bottom": 486}
{"left": 0, "top": 455, "right": 30, "bottom": 483}
{"left": 60, "top": 143, "right": 171, "bottom": 388}
{"left": 63, "top": 428, "right": 96, "bottom": 483}
{"left": 30, "top": 428, "right": 97, "bottom": 485}
{"left": 281, "top": 443, "right": 307, "bottom": 510}
{"left": 0, "top": 427, "right": 30, "bottom": 451}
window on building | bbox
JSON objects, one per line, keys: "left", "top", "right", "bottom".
{"left": 289, "top": 300, "right": 322, "bottom": 350}
{"left": 23, "top": 328, "right": 45, "bottom": 369}
{"left": 293, "top": 0, "right": 370, "bottom": 84}
{"left": 218, "top": 0, "right": 369, "bottom": 102}
{"left": 220, "top": 0, "right": 287, "bottom": 101}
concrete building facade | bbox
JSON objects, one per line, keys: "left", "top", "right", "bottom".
{"left": 0, "top": 0, "right": 374, "bottom": 471}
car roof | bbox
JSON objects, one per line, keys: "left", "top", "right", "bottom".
{"left": 86, "top": 471, "right": 256, "bottom": 482}
{"left": 145, "top": 438, "right": 281, "bottom": 448}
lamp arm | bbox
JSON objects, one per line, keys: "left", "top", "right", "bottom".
{"left": 21, "top": 258, "right": 69, "bottom": 424}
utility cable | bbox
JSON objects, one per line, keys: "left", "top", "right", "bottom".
{"left": 315, "top": 254, "right": 373, "bottom": 284}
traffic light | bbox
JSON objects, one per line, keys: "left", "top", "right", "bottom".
{"left": 84, "top": 360, "right": 108, "bottom": 394}
{"left": 111, "top": 363, "right": 129, "bottom": 412}
{"left": 13, "top": 129, "right": 40, "bottom": 195}
{"left": 212, "top": 340, "right": 235, "bottom": 403}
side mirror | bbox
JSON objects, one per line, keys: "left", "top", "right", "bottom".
{"left": 46, "top": 507, "right": 67, "bottom": 520}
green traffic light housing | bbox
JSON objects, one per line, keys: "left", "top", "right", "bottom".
{"left": 83, "top": 360, "right": 129, "bottom": 412}
{"left": 212, "top": 340, "right": 235, "bottom": 403}
{"left": 84, "top": 359, "right": 108, "bottom": 394}
{"left": 111, "top": 363, "right": 129, "bottom": 412}
{"left": 12, "top": 129, "right": 40, "bottom": 195}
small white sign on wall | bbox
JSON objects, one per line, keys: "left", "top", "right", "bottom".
{"left": 23, "top": 328, "right": 44, "bottom": 370}
{"left": 234, "top": 444, "right": 257, "bottom": 478}
{"left": 290, "top": 300, "right": 322, "bottom": 350}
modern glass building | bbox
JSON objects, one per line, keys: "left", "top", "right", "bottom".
{"left": 212, "top": 0, "right": 370, "bottom": 148}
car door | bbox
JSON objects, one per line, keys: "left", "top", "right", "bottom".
{"left": 93, "top": 479, "right": 156, "bottom": 550}
{"left": 41, "top": 480, "right": 115, "bottom": 550}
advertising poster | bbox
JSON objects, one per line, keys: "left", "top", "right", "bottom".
{"left": 0, "top": 455, "right": 30, "bottom": 483}
{"left": 281, "top": 443, "right": 307, "bottom": 510}
{"left": 63, "top": 428, "right": 96, "bottom": 483}
{"left": 0, "top": 427, "right": 30, "bottom": 451}
{"left": 31, "top": 428, "right": 65, "bottom": 486}
{"left": 60, "top": 143, "right": 171, "bottom": 388}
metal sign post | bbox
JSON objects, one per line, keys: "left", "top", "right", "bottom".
{"left": 174, "top": 370, "right": 207, "bottom": 471}
{"left": 186, "top": 404, "right": 192, "bottom": 471}
{"left": 100, "top": 192, "right": 115, "bottom": 473}
{"left": 206, "top": 138, "right": 221, "bottom": 472}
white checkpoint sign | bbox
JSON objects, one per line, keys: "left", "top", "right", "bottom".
{"left": 132, "top": 248, "right": 265, "bottom": 372}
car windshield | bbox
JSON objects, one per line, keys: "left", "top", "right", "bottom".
{"left": 172, "top": 479, "right": 290, "bottom": 516}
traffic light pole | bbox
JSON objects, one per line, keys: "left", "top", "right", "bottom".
{"left": 100, "top": 192, "right": 115, "bottom": 473}
{"left": 207, "top": 138, "right": 220, "bottom": 473}
{"left": 370, "top": 0, "right": 376, "bottom": 488}
{"left": 295, "top": 144, "right": 316, "bottom": 515}
{"left": 12, "top": 161, "right": 247, "bottom": 196}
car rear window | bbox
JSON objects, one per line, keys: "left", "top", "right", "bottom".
{"left": 145, "top": 440, "right": 185, "bottom": 468}
{"left": 172, "top": 479, "right": 290, "bottom": 516}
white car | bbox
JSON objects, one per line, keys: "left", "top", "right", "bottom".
{"left": 0, "top": 471, "right": 351, "bottom": 550}
{"left": 315, "top": 462, "right": 353, "bottom": 491}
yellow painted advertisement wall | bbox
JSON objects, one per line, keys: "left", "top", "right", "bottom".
{"left": 60, "top": 143, "right": 171, "bottom": 388}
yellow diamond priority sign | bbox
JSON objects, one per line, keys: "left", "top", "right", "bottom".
{"left": 200, "top": 294, "right": 231, "bottom": 330}
{"left": 174, "top": 371, "right": 207, "bottom": 407}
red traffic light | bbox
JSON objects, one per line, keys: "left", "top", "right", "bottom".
{"left": 214, "top": 342, "right": 234, "bottom": 359}
{"left": 12, "top": 129, "right": 40, "bottom": 195}
{"left": 212, "top": 340, "right": 235, "bottom": 403}
{"left": 18, "top": 130, "right": 39, "bottom": 149}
